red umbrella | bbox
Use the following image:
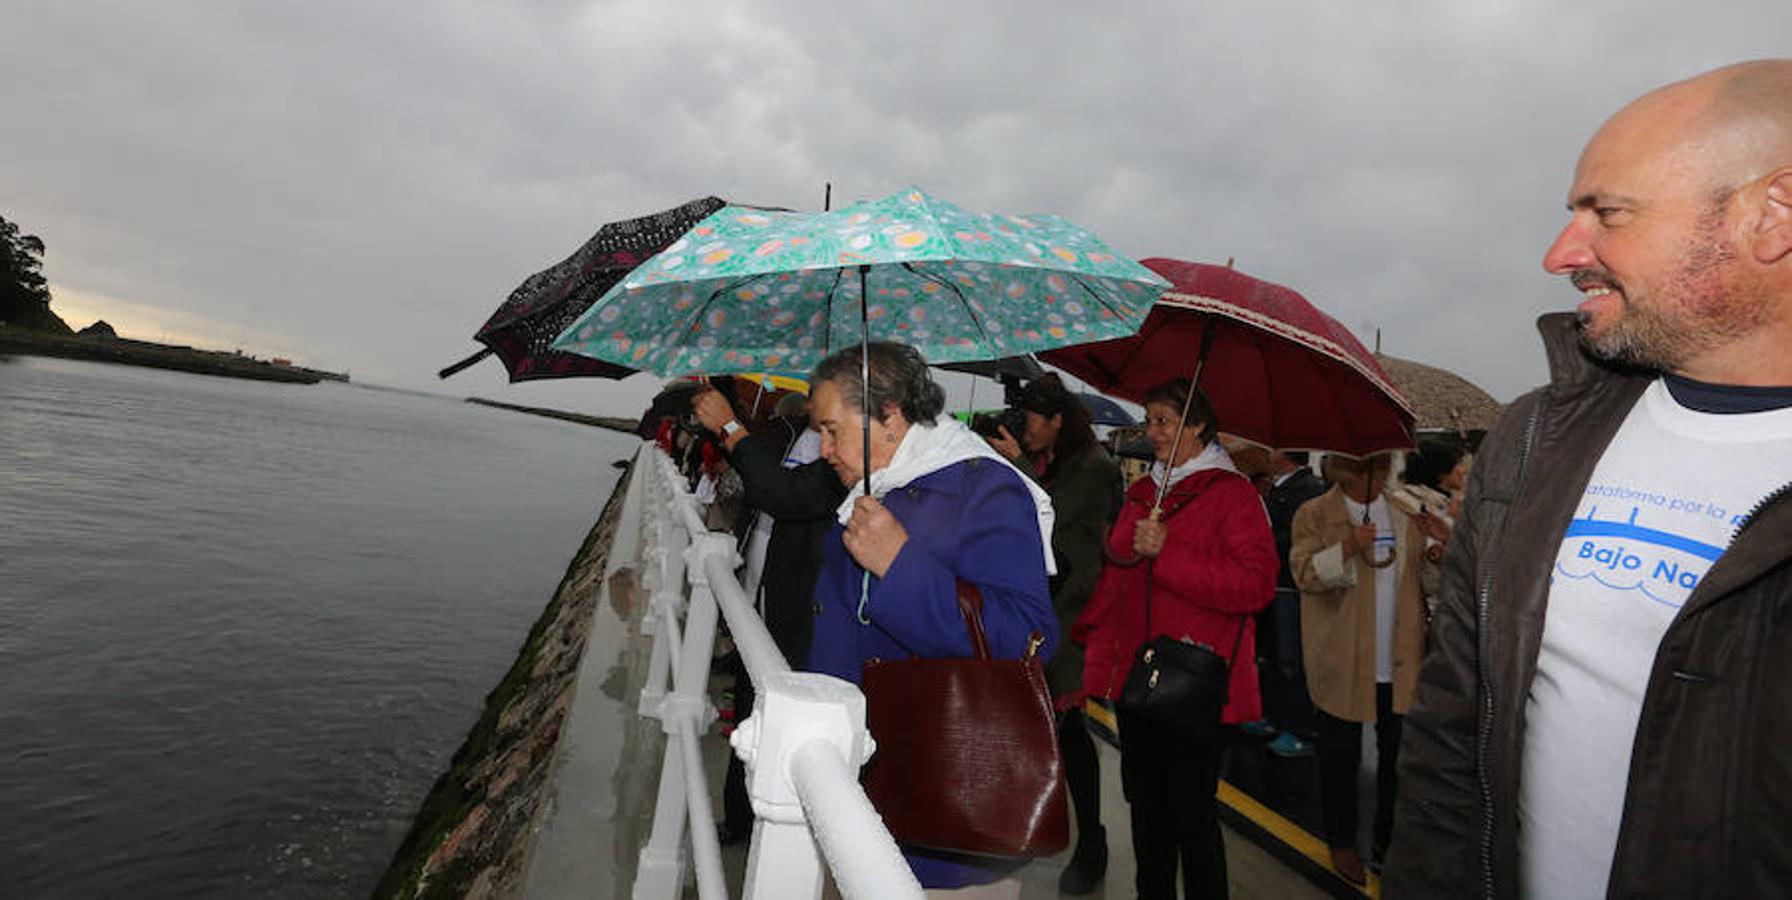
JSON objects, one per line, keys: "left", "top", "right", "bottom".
{"left": 1039, "top": 257, "right": 1414, "bottom": 459}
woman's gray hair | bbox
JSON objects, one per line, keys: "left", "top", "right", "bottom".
{"left": 811, "top": 342, "right": 946, "bottom": 425}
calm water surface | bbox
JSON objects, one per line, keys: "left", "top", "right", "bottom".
{"left": 0, "top": 356, "right": 636, "bottom": 898}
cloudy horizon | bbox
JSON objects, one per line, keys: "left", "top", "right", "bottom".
{"left": 5, "top": 3, "right": 1787, "bottom": 417}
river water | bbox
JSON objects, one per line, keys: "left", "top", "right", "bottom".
{"left": 0, "top": 355, "right": 637, "bottom": 898}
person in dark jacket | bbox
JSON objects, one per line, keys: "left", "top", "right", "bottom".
{"left": 1258, "top": 451, "right": 1328, "bottom": 759}
{"left": 1386, "top": 60, "right": 1792, "bottom": 899}
{"left": 985, "top": 373, "right": 1123, "bottom": 894}
{"left": 692, "top": 386, "right": 845, "bottom": 845}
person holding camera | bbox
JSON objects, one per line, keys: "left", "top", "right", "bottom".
{"left": 983, "top": 374, "right": 1123, "bottom": 894}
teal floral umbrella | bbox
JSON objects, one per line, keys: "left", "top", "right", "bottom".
{"left": 549, "top": 188, "right": 1168, "bottom": 378}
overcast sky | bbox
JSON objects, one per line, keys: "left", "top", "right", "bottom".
{"left": 4, "top": 3, "right": 1787, "bottom": 417}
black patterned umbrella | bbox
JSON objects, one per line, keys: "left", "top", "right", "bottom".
{"left": 439, "top": 196, "right": 729, "bottom": 382}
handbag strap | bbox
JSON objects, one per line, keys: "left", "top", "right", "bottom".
{"left": 1140, "top": 482, "right": 1247, "bottom": 667}
{"left": 955, "top": 580, "right": 992, "bottom": 660}
{"left": 1141, "top": 482, "right": 1203, "bottom": 636}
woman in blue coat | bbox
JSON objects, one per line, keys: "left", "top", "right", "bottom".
{"left": 804, "top": 342, "right": 1058, "bottom": 895}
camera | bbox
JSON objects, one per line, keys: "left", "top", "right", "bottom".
{"left": 970, "top": 407, "right": 1028, "bottom": 441}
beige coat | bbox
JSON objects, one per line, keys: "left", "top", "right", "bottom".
{"left": 1290, "top": 486, "right": 1428, "bottom": 723}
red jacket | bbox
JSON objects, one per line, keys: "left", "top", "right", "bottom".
{"left": 1074, "top": 466, "right": 1278, "bottom": 724}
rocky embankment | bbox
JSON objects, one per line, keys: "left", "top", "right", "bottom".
{"left": 374, "top": 462, "right": 633, "bottom": 899}
{"left": 0, "top": 326, "right": 347, "bottom": 384}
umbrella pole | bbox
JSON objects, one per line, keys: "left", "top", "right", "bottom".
{"left": 858, "top": 264, "right": 872, "bottom": 499}
{"left": 856, "top": 262, "right": 873, "bottom": 625}
{"left": 1152, "top": 321, "right": 1220, "bottom": 516}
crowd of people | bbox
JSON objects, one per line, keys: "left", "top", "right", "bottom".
{"left": 641, "top": 58, "right": 1792, "bottom": 899}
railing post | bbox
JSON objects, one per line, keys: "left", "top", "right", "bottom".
{"left": 733, "top": 672, "right": 857, "bottom": 900}
{"left": 634, "top": 528, "right": 733, "bottom": 899}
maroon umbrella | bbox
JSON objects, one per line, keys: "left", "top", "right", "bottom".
{"left": 439, "top": 197, "right": 728, "bottom": 381}
{"left": 1040, "top": 257, "right": 1414, "bottom": 458}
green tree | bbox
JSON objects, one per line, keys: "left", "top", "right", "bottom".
{"left": 2, "top": 213, "right": 71, "bottom": 333}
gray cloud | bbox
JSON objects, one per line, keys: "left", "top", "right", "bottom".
{"left": 4, "top": 1, "right": 1787, "bottom": 417}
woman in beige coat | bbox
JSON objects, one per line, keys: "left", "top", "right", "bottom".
{"left": 1289, "top": 453, "right": 1432, "bottom": 885}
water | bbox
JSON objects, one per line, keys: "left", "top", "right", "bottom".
{"left": 0, "top": 356, "right": 637, "bottom": 898}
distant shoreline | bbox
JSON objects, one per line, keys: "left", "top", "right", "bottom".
{"left": 0, "top": 327, "right": 349, "bottom": 385}
{"left": 465, "top": 397, "right": 639, "bottom": 434}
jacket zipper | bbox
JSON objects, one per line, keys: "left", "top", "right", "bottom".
{"left": 1732, "top": 481, "right": 1792, "bottom": 538}
{"left": 1478, "top": 393, "right": 1546, "bottom": 899}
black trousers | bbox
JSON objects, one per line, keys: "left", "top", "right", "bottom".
{"left": 1059, "top": 708, "right": 1102, "bottom": 839}
{"left": 1118, "top": 708, "right": 1227, "bottom": 899}
{"left": 1313, "top": 682, "right": 1402, "bottom": 854}
{"left": 1258, "top": 588, "right": 1316, "bottom": 737}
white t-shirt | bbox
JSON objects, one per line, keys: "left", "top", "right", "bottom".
{"left": 1520, "top": 379, "right": 1792, "bottom": 898}
{"left": 1342, "top": 494, "right": 1398, "bottom": 684}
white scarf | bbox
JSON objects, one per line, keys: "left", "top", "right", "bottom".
{"left": 836, "top": 414, "right": 1058, "bottom": 575}
{"left": 1148, "top": 440, "right": 1240, "bottom": 490}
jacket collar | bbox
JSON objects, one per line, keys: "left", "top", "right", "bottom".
{"left": 1537, "top": 311, "right": 1657, "bottom": 395}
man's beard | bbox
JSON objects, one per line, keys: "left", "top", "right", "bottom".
{"left": 1574, "top": 207, "right": 1758, "bottom": 371}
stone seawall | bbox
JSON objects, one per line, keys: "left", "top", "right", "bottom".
{"left": 374, "top": 462, "right": 635, "bottom": 899}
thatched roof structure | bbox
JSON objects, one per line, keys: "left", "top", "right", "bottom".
{"left": 1373, "top": 353, "right": 1504, "bottom": 433}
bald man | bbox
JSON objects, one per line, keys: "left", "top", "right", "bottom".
{"left": 1386, "top": 61, "right": 1792, "bottom": 898}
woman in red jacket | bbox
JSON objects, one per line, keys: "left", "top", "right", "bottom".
{"left": 1074, "top": 379, "right": 1278, "bottom": 898}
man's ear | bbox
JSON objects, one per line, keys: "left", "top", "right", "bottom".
{"left": 1750, "top": 167, "right": 1792, "bottom": 265}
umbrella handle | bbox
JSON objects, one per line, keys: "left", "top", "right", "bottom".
{"left": 437, "top": 347, "right": 494, "bottom": 379}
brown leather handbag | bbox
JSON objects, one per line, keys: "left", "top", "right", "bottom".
{"left": 860, "top": 582, "right": 1069, "bottom": 859}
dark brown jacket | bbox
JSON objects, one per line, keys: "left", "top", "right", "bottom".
{"left": 1385, "top": 313, "right": 1792, "bottom": 899}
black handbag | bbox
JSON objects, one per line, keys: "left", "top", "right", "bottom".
{"left": 1117, "top": 614, "right": 1243, "bottom": 743}
{"left": 1113, "top": 495, "right": 1245, "bottom": 743}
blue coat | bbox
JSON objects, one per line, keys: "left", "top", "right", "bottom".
{"left": 806, "top": 456, "right": 1057, "bottom": 889}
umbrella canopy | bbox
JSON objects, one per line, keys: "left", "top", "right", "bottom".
{"left": 1040, "top": 258, "right": 1415, "bottom": 458}
{"left": 1076, "top": 391, "right": 1137, "bottom": 427}
{"left": 1372, "top": 353, "right": 1503, "bottom": 433}
{"left": 443, "top": 196, "right": 729, "bottom": 382}
{"left": 549, "top": 188, "right": 1167, "bottom": 378}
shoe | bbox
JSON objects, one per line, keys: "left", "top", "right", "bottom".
{"left": 716, "top": 820, "right": 751, "bottom": 846}
{"left": 1239, "top": 718, "right": 1276, "bottom": 738}
{"left": 1057, "top": 824, "right": 1108, "bottom": 895}
{"left": 1330, "top": 846, "right": 1367, "bottom": 886}
{"left": 1266, "top": 732, "right": 1313, "bottom": 759}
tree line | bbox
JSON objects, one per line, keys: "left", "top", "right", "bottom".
{"left": 2, "top": 213, "right": 71, "bottom": 333}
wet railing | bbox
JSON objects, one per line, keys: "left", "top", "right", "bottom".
{"left": 606, "top": 443, "right": 923, "bottom": 900}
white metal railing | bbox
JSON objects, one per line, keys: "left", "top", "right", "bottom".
{"left": 608, "top": 442, "right": 923, "bottom": 900}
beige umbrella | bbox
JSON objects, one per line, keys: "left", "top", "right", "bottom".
{"left": 1373, "top": 353, "right": 1504, "bottom": 434}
